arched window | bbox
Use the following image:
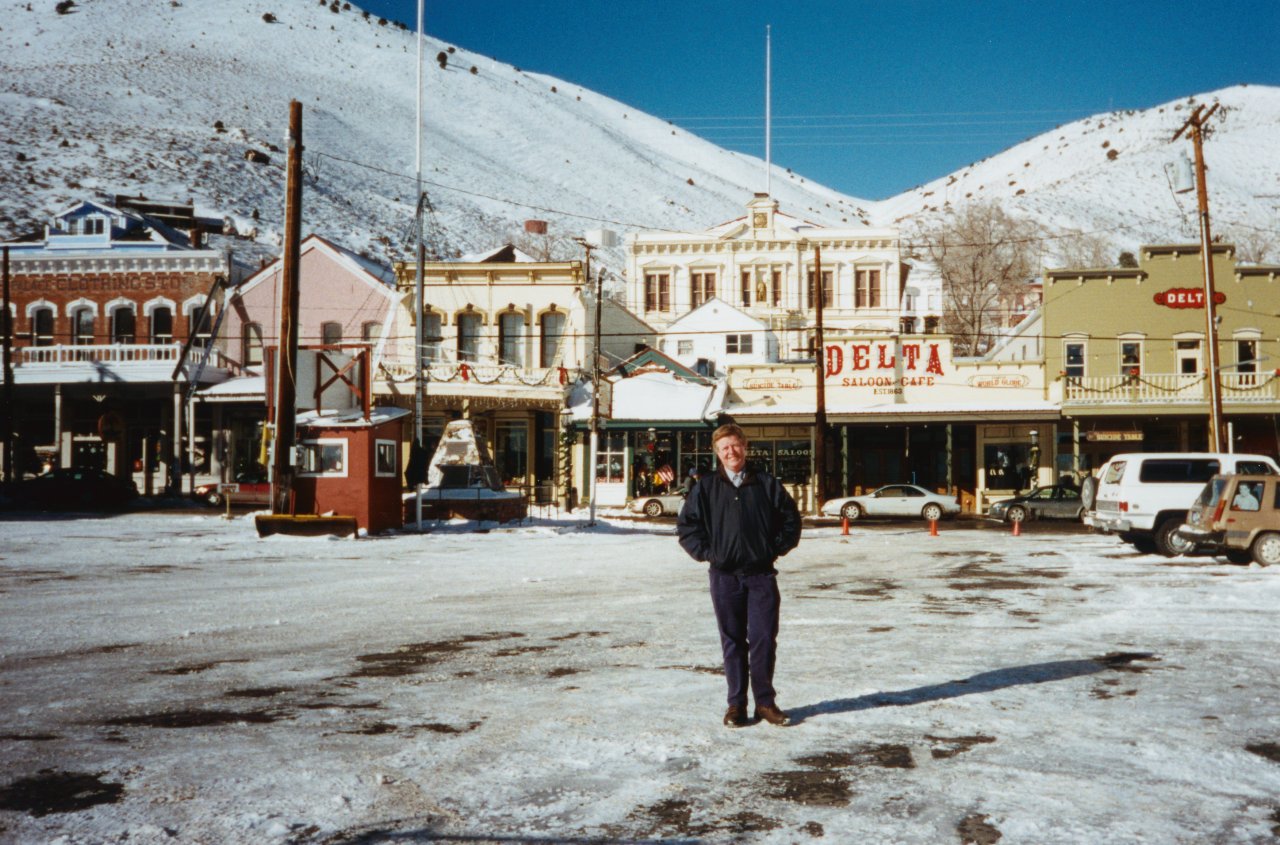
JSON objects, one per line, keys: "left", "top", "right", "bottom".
{"left": 243, "top": 322, "right": 264, "bottom": 367}
{"left": 189, "top": 306, "right": 213, "bottom": 348}
{"left": 151, "top": 307, "right": 174, "bottom": 344}
{"left": 110, "top": 306, "right": 136, "bottom": 344}
{"left": 31, "top": 306, "right": 54, "bottom": 347}
{"left": 540, "top": 312, "right": 565, "bottom": 368}
{"left": 321, "top": 321, "right": 342, "bottom": 345}
{"left": 456, "top": 313, "right": 481, "bottom": 362}
{"left": 498, "top": 312, "right": 525, "bottom": 367}
{"left": 71, "top": 306, "right": 95, "bottom": 345}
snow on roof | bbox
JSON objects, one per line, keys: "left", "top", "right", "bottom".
{"left": 297, "top": 406, "right": 411, "bottom": 428}
{"left": 449, "top": 244, "right": 540, "bottom": 264}
{"left": 194, "top": 375, "right": 266, "bottom": 401}
{"left": 570, "top": 370, "right": 721, "bottom": 423}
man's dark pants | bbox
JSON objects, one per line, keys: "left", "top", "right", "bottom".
{"left": 708, "top": 568, "right": 780, "bottom": 708}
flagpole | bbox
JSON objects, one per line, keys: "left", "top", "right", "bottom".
{"left": 765, "top": 24, "right": 772, "bottom": 197}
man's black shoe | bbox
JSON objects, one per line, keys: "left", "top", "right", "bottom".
{"left": 754, "top": 704, "right": 790, "bottom": 726}
{"left": 723, "top": 704, "right": 748, "bottom": 728}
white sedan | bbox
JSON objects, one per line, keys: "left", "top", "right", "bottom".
{"left": 627, "top": 490, "right": 687, "bottom": 518}
{"left": 821, "top": 484, "right": 961, "bottom": 522}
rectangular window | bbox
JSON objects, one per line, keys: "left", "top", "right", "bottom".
{"left": 690, "top": 272, "right": 715, "bottom": 308}
{"left": 644, "top": 273, "right": 670, "bottom": 312}
{"left": 375, "top": 439, "right": 398, "bottom": 477}
{"left": 740, "top": 270, "right": 751, "bottom": 307}
{"left": 678, "top": 429, "right": 716, "bottom": 479}
{"left": 726, "top": 333, "right": 753, "bottom": 354}
{"left": 596, "top": 431, "right": 626, "bottom": 484}
{"left": 774, "top": 439, "right": 812, "bottom": 485}
{"left": 540, "top": 312, "right": 565, "bottom": 368}
{"left": 856, "top": 269, "right": 882, "bottom": 308}
{"left": 677, "top": 339, "right": 693, "bottom": 356}
{"left": 1064, "top": 342, "right": 1085, "bottom": 378}
{"left": 771, "top": 270, "right": 782, "bottom": 306}
{"left": 422, "top": 313, "right": 442, "bottom": 362}
{"left": 362, "top": 321, "right": 382, "bottom": 342}
{"left": 1120, "top": 341, "right": 1142, "bottom": 375}
{"left": 321, "top": 322, "right": 343, "bottom": 345}
{"left": 299, "top": 439, "right": 347, "bottom": 477}
{"left": 985, "top": 444, "right": 1032, "bottom": 491}
{"left": 243, "top": 323, "right": 264, "bottom": 367}
{"left": 499, "top": 313, "right": 524, "bottom": 367}
{"left": 806, "top": 270, "right": 833, "bottom": 309}
{"left": 1176, "top": 339, "right": 1201, "bottom": 375}
{"left": 456, "top": 313, "right": 481, "bottom": 362}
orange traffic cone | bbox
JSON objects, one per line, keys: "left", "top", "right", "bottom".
{"left": 929, "top": 518, "right": 939, "bottom": 537}
{"left": 1012, "top": 519, "right": 1021, "bottom": 537}
{"left": 841, "top": 516, "right": 850, "bottom": 536}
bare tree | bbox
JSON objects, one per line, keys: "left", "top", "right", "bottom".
{"left": 913, "top": 201, "right": 1042, "bottom": 356}
{"left": 1052, "top": 228, "right": 1114, "bottom": 269}
{"left": 1218, "top": 225, "right": 1275, "bottom": 265}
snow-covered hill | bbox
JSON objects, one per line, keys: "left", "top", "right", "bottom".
{"left": 2, "top": 0, "right": 1276, "bottom": 275}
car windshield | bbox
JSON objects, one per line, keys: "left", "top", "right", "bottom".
{"left": 1236, "top": 461, "right": 1276, "bottom": 475}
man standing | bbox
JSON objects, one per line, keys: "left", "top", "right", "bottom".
{"left": 677, "top": 423, "right": 802, "bottom": 727}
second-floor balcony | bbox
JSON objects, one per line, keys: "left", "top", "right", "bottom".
{"left": 1062, "top": 372, "right": 1279, "bottom": 406}
{"left": 13, "top": 343, "right": 235, "bottom": 386}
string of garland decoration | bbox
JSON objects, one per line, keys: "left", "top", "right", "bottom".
{"left": 1064, "top": 373, "right": 1208, "bottom": 394}
{"left": 1222, "top": 373, "right": 1280, "bottom": 392}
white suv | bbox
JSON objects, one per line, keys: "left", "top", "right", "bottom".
{"left": 1085, "top": 452, "right": 1280, "bottom": 556}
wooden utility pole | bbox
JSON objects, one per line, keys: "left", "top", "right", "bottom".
{"left": 271, "top": 100, "right": 303, "bottom": 514}
{"left": 812, "top": 243, "right": 827, "bottom": 507}
{"left": 2, "top": 246, "right": 13, "bottom": 483}
{"left": 1173, "top": 103, "right": 1226, "bottom": 452}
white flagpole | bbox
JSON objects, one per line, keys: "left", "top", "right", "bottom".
{"left": 765, "top": 24, "right": 772, "bottom": 197}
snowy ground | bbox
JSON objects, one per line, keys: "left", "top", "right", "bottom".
{"left": 2, "top": 510, "right": 1279, "bottom": 844}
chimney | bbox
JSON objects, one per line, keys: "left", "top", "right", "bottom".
{"left": 189, "top": 227, "right": 202, "bottom": 250}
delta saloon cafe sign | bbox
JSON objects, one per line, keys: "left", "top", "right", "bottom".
{"left": 726, "top": 337, "right": 1050, "bottom": 418}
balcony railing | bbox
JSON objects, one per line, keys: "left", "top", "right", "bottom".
{"left": 16, "top": 343, "right": 237, "bottom": 380}
{"left": 377, "top": 359, "right": 581, "bottom": 390}
{"left": 1063, "top": 372, "right": 1280, "bottom": 405}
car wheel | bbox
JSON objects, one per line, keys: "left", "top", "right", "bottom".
{"left": 1224, "top": 549, "right": 1253, "bottom": 565}
{"left": 1154, "top": 518, "right": 1194, "bottom": 557}
{"left": 1006, "top": 505, "right": 1027, "bottom": 524}
{"left": 1076, "top": 507, "right": 1087, "bottom": 522}
{"left": 206, "top": 491, "right": 222, "bottom": 507}
{"left": 1252, "top": 532, "right": 1280, "bottom": 566}
{"left": 922, "top": 503, "right": 943, "bottom": 522}
{"left": 841, "top": 502, "right": 862, "bottom": 521}
{"left": 643, "top": 499, "right": 663, "bottom": 518}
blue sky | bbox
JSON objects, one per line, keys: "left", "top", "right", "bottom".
{"left": 358, "top": 1, "right": 1279, "bottom": 201}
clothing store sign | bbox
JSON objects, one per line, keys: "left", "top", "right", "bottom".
{"left": 1153, "top": 288, "right": 1226, "bottom": 308}
{"left": 825, "top": 340, "right": 947, "bottom": 395}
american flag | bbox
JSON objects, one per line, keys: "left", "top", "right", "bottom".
{"left": 656, "top": 464, "right": 675, "bottom": 484}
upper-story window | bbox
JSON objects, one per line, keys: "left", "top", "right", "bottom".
{"left": 110, "top": 306, "right": 136, "bottom": 344}
{"left": 31, "top": 307, "right": 55, "bottom": 347}
{"left": 1175, "top": 339, "right": 1202, "bottom": 375}
{"left": 456, "top": 313, "right": 482, "bottom": 362}
{"left": 422, "top": 312, "right": 442, "bottom": 363}
{"left": 189, "top": 305, "right": 213, "bottom": 348}
{"left": 84, "top": 217, "right": 105, "bottom": 235}
{"left": 769, "top": 269, "right": 782, "bottom": 306}
{"left": 644, "top": 273, "right": 670, "bottom": 312}
{"left": 677, "top": 339, "right": 694, "bottom": 356}
{"left": 690, "top": 271, "right": 715, "bottom": 309}
{"left": 726, "top": 333, "right": 753, "bottom": 354}
{"left": 499, "top": 312, "right": 525, "bottom": 367}
{"left": 806, "top": 269, "right": 833, "bottom": 309}
{"left": 856, "top": 269, "right": 882, "bottom": 308}
{"left": 321, "top": 322, "right": 342, "bottom": 345}
{"left": 540, "top": 311, "right": 565, "bottom": 368}
{"left": 740, "top": 270, "right": 752, "bottom": 307}
{"left": 243, "top": 323, "right": 264, "bottom": 367}
{"left": 151, "top": 307, "right": 173, "bottom": 344}
{"left": 1237, "top": 338, "right": 1259, "bottom": 385}
{"left": 1064, "top": 340, "right": 1085, "bottom": 378}
{"left": 361, "top": 321, "right": 381, "bottom": 342}
{"left": 71, "top": 307, "right": 95, "bottom": 345}
{"left": 1119, "top": 339, "right": 1142, "bottom": 376}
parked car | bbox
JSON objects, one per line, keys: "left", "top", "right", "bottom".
{"left": 1178, "top": 474, "right": 1280, "bottom": 565}
{"left": 195, "top": 469, "right": 271, "bottom": 508}
{"left": 821, "top": 484, "right": 960, "bottom": 522}
{"left": 1085, "top": 452, "right": 1280, "bottom": 556}
{"left": 627, "top": 489, "right": 687, "bottom": 518}
{"left": 12, "top": 467, "right": 138, "bottom": 511}
{"left": 988, "top": 485, "right": 1086, "bottom": 523}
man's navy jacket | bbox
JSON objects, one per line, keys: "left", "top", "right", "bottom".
{"left": 677, "top": 465, "right": 802, "bottom": 575}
